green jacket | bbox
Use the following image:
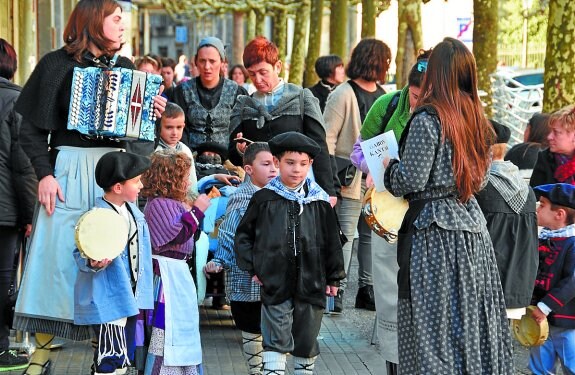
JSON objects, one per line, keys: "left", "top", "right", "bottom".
{"left": 360, "top": 86, "right": 411, "bottom": 142}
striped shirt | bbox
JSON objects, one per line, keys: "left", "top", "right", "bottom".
{"left": 213, "top": 181, "right": 261, "bottom": 302}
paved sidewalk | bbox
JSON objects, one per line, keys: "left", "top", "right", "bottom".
{"left": 5, "top": 246, "right": 543, "bottom": 374}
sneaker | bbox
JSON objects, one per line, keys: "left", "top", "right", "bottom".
{"left": 332, "top": 290, "right": 344, "bottom": 315}
{"left": 0, "top": 349, "right": 29, "bottom": 371}
{"left": 355, "top": 285, "right": 376, "bottom": 311}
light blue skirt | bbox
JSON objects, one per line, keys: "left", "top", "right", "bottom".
{"left": 14, "top": 146, "right": 122, "bottom": 340}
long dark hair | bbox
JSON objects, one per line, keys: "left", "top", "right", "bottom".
{"left": 416, "top": 37, "right": 492, "bottom": 202}
{"left": 63, "top": 0, "right": 122, "bottom": 62}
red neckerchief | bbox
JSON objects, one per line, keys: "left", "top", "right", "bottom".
{"left": 554, "top": 153, "right": 575, "bottom": 184}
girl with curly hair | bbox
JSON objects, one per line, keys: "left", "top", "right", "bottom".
{"left": 140, "top": 150, "right": 210, "bottom": 375}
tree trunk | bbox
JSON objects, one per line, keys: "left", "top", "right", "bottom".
{"left": 273, "top": 9, "right": 288, "bottom": 77}
{"left": 395, "top": 0, "right": 423, "bottom": 88}
{"left": 304, "top": 0, "right": 324, "bottom": 87}
{"left": 255, "top": 8, "right": 266, "bottom": 37}
{"left": 232, "top": 11, "right": 245, "bottom": 66}
{"left": 330, "top": 0, "right": 348, "bottom": 60}
{"left": 289, "top": 0, "right": 311, "bottom": 85}
{"left": 246, "top": 9, "right": 256, "bottom": 42}
{"left": 362, "top": 0, "right": 376, "bottom": 38}
{"left": 543, "top": 0, "right": 575, "bottom": 112}
{"left": 473, "top": 0, "right": 498, "bottom": 117}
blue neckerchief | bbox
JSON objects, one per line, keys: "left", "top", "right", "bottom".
{"left": 265, "top": 176, "right": 329, "bottom": 209}
{"left": 539, "top": 224, "right": 575, "bottom": 240}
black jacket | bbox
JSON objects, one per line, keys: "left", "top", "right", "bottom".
{"left": 0, "top": 78, "right": 37, "bottom": 227}
{"left": 234, "top": 188, "right": 345, "bottom": 308}
{"left": 308, "top": 80, "right": 335, "bottom": 113}
{"left": 505, "top": 142, "right": 542, "bottom": 171}
{"left": 229, "top": 115, "right": 336, "bottom": 196}
{"left": 475, "top": 182, "right": 538, "bottom": 308}
{"left": 530, "top": 148, "right": 556, "bottom": 187}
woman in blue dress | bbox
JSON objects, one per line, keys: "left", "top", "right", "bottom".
{"left": 13, "top": 1, "right": 166, "bottom": 373}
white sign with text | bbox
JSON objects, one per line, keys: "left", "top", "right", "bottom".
{"left": 360, "top": 131, "right": 399, "bottom": 192}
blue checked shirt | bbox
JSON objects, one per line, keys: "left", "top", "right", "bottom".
{"left": 252, "top": 79, "right": 285, "bottom": 112}
{"left": 213, "top": 181, "right": 261, "bottom": 302}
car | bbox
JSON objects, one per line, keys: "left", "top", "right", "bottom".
{"left": 503, "top": 68, "right": 543, "bottom": 88}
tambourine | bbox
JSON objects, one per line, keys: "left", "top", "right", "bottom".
{"left": 75, "top": 208, "right": 129, "bottom": 261}
{"left": 362, "top": 187, "right": 408, "bottom": 243}
{"left": 512, "top": 305, "right": 549, "bottom": 347}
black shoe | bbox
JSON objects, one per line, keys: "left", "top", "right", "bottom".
{"left": 355, "top": 285, "right": 376, "bottom": 311}
{"left": 332, "top": 290, "right": 344, "bottom": 315}
{"left": 0, "top": 349, "right": 28, "bottom": 371}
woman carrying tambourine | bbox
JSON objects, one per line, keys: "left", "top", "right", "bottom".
{"left": 349, "top": 50, "right": 430, "bottom": 375}
{"left": 382, "top": 38, "right": 513, "bottom": 374}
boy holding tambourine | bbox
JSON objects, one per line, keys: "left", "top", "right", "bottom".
{"left": 73, "top": 151, "right": 154, "bottom": 375}
{"left": 529, "top": 183, "right": 575, "bottom": 374}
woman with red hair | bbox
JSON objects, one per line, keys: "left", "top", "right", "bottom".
{"left": 228, "top": 36, "right": 336, "bottom": 201}
{"left": 383, "top": 38, "right": 514, "bottom": 373}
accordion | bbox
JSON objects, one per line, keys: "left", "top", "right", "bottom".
{"left": 67, "top": 67, "right": 162, "bottom": 142}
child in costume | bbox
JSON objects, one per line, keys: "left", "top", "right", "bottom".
{"left": 529, "top": 183, "right": 575, "bottom": 374}
{"left": 73, "top": 151, "right": 154, "bottom": 375}
{"left": 204, "top": 142, "right": 278, "bottom": 374}
{"left": 140, "top": 149, "right": 210, "bottom": 375}
{"left": 235, "top": 132, "right": 345, "bottom": 375}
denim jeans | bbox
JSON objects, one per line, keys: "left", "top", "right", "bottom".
{"left": 335, "top": 197, "right": 362, "bottom": 291}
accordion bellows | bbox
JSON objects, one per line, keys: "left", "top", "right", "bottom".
{"left": 67, "top": 67, "right": 162, "bottom": 142}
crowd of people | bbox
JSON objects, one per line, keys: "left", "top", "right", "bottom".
{"left": 1, "top": 0, "right": 575, "bottom": 374}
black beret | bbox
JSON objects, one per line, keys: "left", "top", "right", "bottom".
{"left": 533, "top": 183, "right": 575, "bottom": 209}
{"left": 95, "top": 151, "right": 151, "bottom": 189}
{"left": 194, "top": 141, "right": 228, "bottom": 161}
{"left": 268, "top": 131, "right": 321, "bottom": 159}
{"left": 490, "top": 119, "right": 511, "bottom": 144}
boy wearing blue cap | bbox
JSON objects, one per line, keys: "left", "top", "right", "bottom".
{"left": 234, "top": 132, "right": 345, "bottom": 375}
{"left": 73, "top": 151, "right": 154, "bottom": 375}
{"left": 530, "top": 183, "right": 575, "bottom": 374}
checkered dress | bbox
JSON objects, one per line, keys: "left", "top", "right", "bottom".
{"left": 385, "top": 111, "right": 515, "bottom": 374}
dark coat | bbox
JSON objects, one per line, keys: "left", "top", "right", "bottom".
{"left": 475, "top": 182, "right": 538, "bottom": 308}
{"left": 533, "top": 236, "right": 575, "bottom": 329}
{"left": 229, "top": 115, "right": 336, "bottom": 196}
{"left": 0, "top": 78, "right": 37, "bottom": 227}
{"left": 234, "top": 188, "right": 345, "bottom": 308}
{"left": 308, "top": 81, "right": 334, "bottom": 113}
{"left": 530, "top": 148, "right": 557, "bottom": 187}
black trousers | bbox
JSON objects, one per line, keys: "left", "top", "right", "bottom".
{"left": 0, "top": 226, "right": 22, "bottom": 351}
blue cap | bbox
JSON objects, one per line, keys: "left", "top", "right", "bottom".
{"left": 533, "top": 183, "right": 575, "bottom": 209}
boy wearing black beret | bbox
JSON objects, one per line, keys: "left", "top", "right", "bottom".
{"left": 475, "top": 120, "right": 539, "bottom": 319}
{"left": 234, "top": 132, "right": 345, "bottom": 375}
{"left": 528, "top": 183, "right": 575, "bottom": 374}
{"left": 73, "top": 151, "right": 154, "bottom": 375}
